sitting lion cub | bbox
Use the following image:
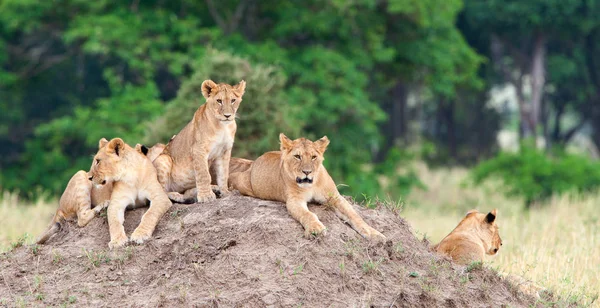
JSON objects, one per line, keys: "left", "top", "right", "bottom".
{"left": 36, "top": 139, "right": 166, "bottom": 244}
{"left": 229, "top": 133, "right": 385, "bottom": 240}
{"left": 89, "top": 138, "right": 172, "bottom": 249}
{"left": 434, "top": 209, "right": 502, "bottom": 265}
{"left": 153, "top": 80, "right": 246, "bottom": 203}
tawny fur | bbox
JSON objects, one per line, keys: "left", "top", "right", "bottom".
{"left": 37, "top": 139, "right": 165, "bottom": 244}
{"left": 229, "top": 133, "right": 385, "bottom": 240}
{"left": 434, "top": 209, "right": 502, "bottom": 265}
{"left": 153, "top": 80, "right": 246, "bottom": 203}
{"left": 167, "top": 157, "right": 254, "bottom": 204}
{"left": 89, "top": 138, "right": 172, "bottom": 249}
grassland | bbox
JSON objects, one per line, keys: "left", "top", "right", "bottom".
{"left": 402, "top": 164, "right": 599, "bottom": 306}
{"left": 1, "top": 165, "right": 599, "bottom": 306}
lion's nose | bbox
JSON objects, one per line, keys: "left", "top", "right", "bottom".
{"left": 302, "top": 170, "right": 312, "bottom": 175}
{"left": 494, "top": 248, "right": 498, "bottom": 253}
{"left": 224, "top": 114, "right": 232, "bottom": 118}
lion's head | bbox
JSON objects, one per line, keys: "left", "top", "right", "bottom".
{"left": 462, "top": 209, "right": 502, "bottom": 255}
{"left": 201, "top": 79, "right": 246, "bottom": 123}
{"left": 88, "top": 138, "right": 134, "bottom": 186}
{"left": 279, "top": 133, "right": 330, "bottom": 188}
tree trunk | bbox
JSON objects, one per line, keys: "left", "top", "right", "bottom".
{"left": 376, "top": 81, "right": 408, "bottom": 162}
{"left": 530, "top": 33, "right": 546, "bottom": 141}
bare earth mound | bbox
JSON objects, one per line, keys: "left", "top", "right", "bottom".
{"left": 2, "top": 193, "right": 543, "bottom": 307}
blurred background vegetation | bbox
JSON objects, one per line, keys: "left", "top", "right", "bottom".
{"left": 2, "top": 0, "right": 600, "bottom": 206}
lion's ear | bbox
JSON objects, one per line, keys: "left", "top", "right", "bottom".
{"left": 485, "top": 209, "right": 497, "bottom": 223}
{"left": 465, "top": 209, "right": 478, "bottom": 217}
{"left": 201, "top": 80, "right": 218, "bottom": 99}
{"left": 107, "top": 138, "right": 125, "bottom": 156}
{"left": 98, "top": 138, "right": 109, "bottom": 149}
{"left": 279, "top": 133, "right": 293, "bottom": 152}
{"left": 233, "top": 80, "right": 246, "bottom": 96}
{"left": 314, "top": 136, "right": 330, "bottom": 153}
{"left": 135, "top": 143, "right": 149, "bottom": 156}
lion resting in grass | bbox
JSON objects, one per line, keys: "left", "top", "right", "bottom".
{"left": 229, "top": 133, "right": 385, "bottom": 240}
{"left": 88, "top": 138, "right": 172, "bottom": 249}
{"left": 153, "top": 79, "right": 246, "bottom": 204}
{"left": 36, "top": 139, "right": 166, "bottom": 244}
{"left": 434, "top": 209, "right": 502, "bottom": 265}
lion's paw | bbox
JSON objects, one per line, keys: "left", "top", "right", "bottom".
{"left": 130, "top": 229, "right": 151, "bottom": 244}
{"left": 304, "top": 220, "right": 327, "bottom": 238}
{"left": 368, "top": 229, "right": 387, "bottom": 242}
{"left": 108, "top": 236, "right": 129, "bottom": 249}
{"left": 217, "top": 188, "right": 230, "bottom": 198}
{"left": 196, "top": 191, "right": 217, "bottom": 203}
{"left": 94, "top": 200, "right": 110, "bottom": 213}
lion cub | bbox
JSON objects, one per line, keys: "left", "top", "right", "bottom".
{"left": 153, "top": 80, "right": 246, "bottom": 203}
{"left": 36, "top": 139, "right": 165, "bottom": 244}
{"left": 434, "top": 209, "right": 502, "bottom": 265}
{"left": 89, "top": 138, "right": 172, "bottom": 249}
{"left": 229, "top": 133, "right": 385, "bottom": 240}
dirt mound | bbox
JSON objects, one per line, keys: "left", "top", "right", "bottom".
{"left": 1, "top": 192, "right": 542, "bottom": 307}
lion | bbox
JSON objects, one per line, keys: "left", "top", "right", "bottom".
{"left": 153, "top": 80, "right": 246, "bottom": 203}
{"left": 166, "top": 157, "right": 254, "bottom": 203}
{"left": 36, "top": 139, "right": 167, "bottom": 245}
{"left": 88, "top": 137, "right": 172, "bottom": 249}
{"left": 433, "top": 209, "right": 502, "bottom": 265}
{"left": 228, "top": 133, "right": 385, "bottom": 240}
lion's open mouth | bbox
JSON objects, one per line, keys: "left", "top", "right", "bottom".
{"left": 296, "top": 177, "right": 313, "bottom": 184}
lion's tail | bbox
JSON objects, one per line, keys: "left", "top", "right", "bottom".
{"left": 36, "top": 213, "right": 63, "bottom": 244}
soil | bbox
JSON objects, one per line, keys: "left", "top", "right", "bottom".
{"left": 1, "top": 192, "right": 554, "bottom": 307}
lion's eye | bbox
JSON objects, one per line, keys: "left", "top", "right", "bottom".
{"left": 311, "top": 155, "right": 317, "bottom": 160}
{"left": 95, "top": 159, "right": 100, "bottom": 165}
{"left": 217, "top": 99, "right": 222, "bottom": 105}
{"left": 294, "top": 155, "right": 301, "bottom": 160}
{"left": 231, "top": 99, "right": 236, "bottom": 104}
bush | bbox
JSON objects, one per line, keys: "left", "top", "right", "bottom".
{"left": 470, "top": 146, "right": 600, "bottom": 207}
{"left": 144, "top": 48, "right": 300, "bottom": 159}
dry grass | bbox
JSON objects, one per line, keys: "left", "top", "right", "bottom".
{"left": 402, "top": 163, "right": 600, "bottom": 306}
{"left": 0, "top": 191, "right": 56, "bottom": 252}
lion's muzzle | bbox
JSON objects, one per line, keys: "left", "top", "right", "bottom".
{"left": 296, "top": 177, "right": 313, "bottom": 184}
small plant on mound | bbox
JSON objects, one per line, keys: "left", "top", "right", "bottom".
{"left": 470, "top": 146, "right": 600, "bottom": 207}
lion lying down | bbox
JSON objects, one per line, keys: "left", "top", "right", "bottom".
{"left": 433, "top": 209, "right": 502, "bottom": 265}
{"left": 36, "top": 139, "right": 166, "bottom": 244}
{"left": 87, "top": 138, "right": 172, "bottom": 249}
{"left": 228, "top": 133, "right": 385, "bottom": 241}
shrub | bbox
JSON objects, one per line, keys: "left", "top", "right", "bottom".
{"left": 470, "top": 146, "right": 600, "bottom": 207}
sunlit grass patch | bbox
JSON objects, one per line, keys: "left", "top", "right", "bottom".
{"left": 0, "top": 191, "right": 56, "bottom": 252}
{"left": 402, "top": 163, "right": 600, "bottom": 306}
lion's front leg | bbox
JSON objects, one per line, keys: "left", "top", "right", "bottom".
{"left": 325, "top": 191, "right": 385, "bottom": 241}
{"left": 192, "top": 149, "right": 216, "bottom": 203}
{"left": 286, "top": 198, "right": 326, "bottom": 238}
{"left": 131, "top": 183, "right": 172, "bottom": 244}
{"left": 214, "top": 147, "right": 232, "bottom": 197}
{"left": 107, "top": 189, "right": 134, "bottom": 249}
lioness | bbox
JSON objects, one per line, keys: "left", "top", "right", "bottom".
{"left": 153, "top": 80, "right": 246, "bottom": 203}
{"left": 89, "top": 138, "right": 172, "bottom": 249}
{"left": 229, "top": 133, "right": 385, "bottom": 240}
{"left": 36, "top": 139, "right": 165, "bottom": 244}
{"left": 434, "top": 209, "right": 502, "bottom": 265}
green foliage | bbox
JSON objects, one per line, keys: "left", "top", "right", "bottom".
{"left": 0, "top": 0, "right": 491, "bottom": 199}
{"left": 471, "top": 146, "right": 600, "bottom": 207}
{"left": 144, "top": 48, "right": 300, "bottom": 159}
